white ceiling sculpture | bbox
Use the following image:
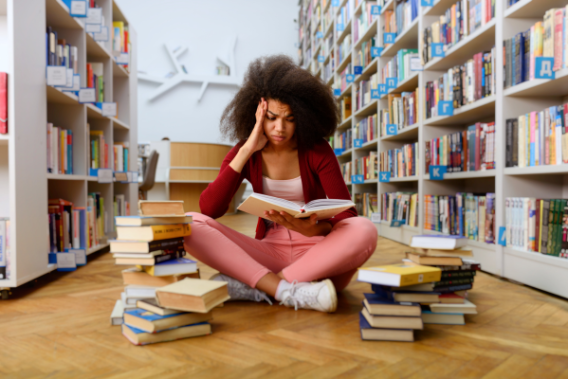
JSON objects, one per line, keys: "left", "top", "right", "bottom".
{"left": 138, "top": 36, "right": 241, "bottom": 102}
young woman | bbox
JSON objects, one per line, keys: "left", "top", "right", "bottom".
{"left": 183, "top": 55, "right": 377, "bottom": 313}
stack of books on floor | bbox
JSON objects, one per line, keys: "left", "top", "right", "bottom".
{"left": 358, "top": 235, "right": 480, "bottom": 341}
{"left": 109, "top": 201, "right": 229, "bottom": 345}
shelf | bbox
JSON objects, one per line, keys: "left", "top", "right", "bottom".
{"left": 381, "top": 0, "right": 394, "bottom": 14}
{"left": 0, "top": 135, "right": 8, "bottom": 145}
{"left": 86, "top": 103, "right": 105, "bottom": 119}
{"left": 382, "top": 72, "right": 419, "bottom": 97}
{"left": 47, "top": 173, "right": 90, "bottom": 181}
{"left": 423, "top": 19, "right": 496, "bottom": 72}
{"left": 354, "top": 59, "right": 378, "bottom": 84}
{"left": 336, "top": 51, "right": 353, "bottom": 75}
{"left": 339, "top": 83, "right": 353, "bottom": 97}
{"left": 504, "top": 0, "right": 568, "bottom": 19}
{"left": 324, "top": 18, "right": 335, "bottom": 39}
{"left": 337, "top": 115, "right": 352, "bottom": 130}
{"left": 86, "top": 32, "right": 112, "bottom": 59}
{"left": 504, "top": 247, "right": 568, "bottom": 298}
{"left": 112, "top": 0, "right": 130, "bottom": 24}
{"left": 504, "top": 68, "right": 568, "bottom": 98}
{"left": 389, "top": 176, "right": 418, "bottom": 183}
{"left": 424, "top": 170, "right": 496, "bottom": 181}
{"left": 355, "top": 138, "right": 378, "bottom": 150}
{"left": 363, "top": 179, "right": 377, "bottom": 184}
{"left": 377, "top": 221, "right": 420, "bottom": 246}
{"left": 87, "top": 242, "right": 110, "bottom": 255}
{"left": 335, "top": 0, "right": 349, "bottom": 15}
{"left": 380, "top": 123, "right": 419, "bottom": 141}
{"left": 423, "top": 95, "right": 496, "bottom": 126}
{"left": 324, "top": 46, "right": 334, "bottom": 65}
{"left": 381, "top": 18, "right": 419, "bottom": 57}
{"left": 353, "top": 100, "right": 377, "bottom": 118}
{"left": 46, "top": 85, "right": 79, "bottom": 105}
{"left": 113, "top": 61, "right": 129, "bottom": 77}
{"left": 337, "top": 19, "right": 352, "bottom": 45}
{"left": 504, "top": 165, "right": 568, "bottom": 176}
{"left": 336, "top": 148, "right": 353, "bottom": 158}
{"left": 112, "top": 118, "right": 130, "bottom": 130}
{"left": 46, "top": 0, "right": 84, "bottom": 30}
{"left": 353, "top": 19, "right": 378, "bottom": 52}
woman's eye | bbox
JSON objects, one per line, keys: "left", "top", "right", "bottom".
{"left": 266, "top": 116, "right": 275, "bottom": 120}
{"left": 287, "top": 119, "right": 295, "bottom": 122}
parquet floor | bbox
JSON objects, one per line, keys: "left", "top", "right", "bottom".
{"left": 2, "top": 214, "right": 568, "bottom": 378}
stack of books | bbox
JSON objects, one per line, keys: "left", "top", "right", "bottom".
{"left": 109, "top": 201, "right": 229, "bottom": 345}
{"left": 358, "top": 235, "right": 480, "bottom": 341}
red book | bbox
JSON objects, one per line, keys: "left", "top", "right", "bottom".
{"left": 0, "top": 72, "right": 7, "bottom": 134}
{"left": 475, "top": 123, "right": 481, "bottom": 171}
{"left": 87, "top": 63, "right": 93, "bottom": 88}
{"left": 553, "top": 9, "right": 564, "bottom": 71}
{"left": 535, "top": 199, "right": 541, "bottom": 252}
{"left": 124, "top": 31, "right": 129, "bottom": 53}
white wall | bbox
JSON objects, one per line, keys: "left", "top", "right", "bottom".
{"left": 116, "top": 0, "right": 299, "bottom": 144}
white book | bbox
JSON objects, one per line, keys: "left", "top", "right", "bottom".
{"left": 430, "top": 299, "right": 477, "bottom": 315}
{"left": 124, "top": 284, "right": 158, "bottom": 299}
{"left": 238, "top": 193, "right": 354, "bottom": 220}
{"left": 121, "top": 292, "right": 137, "bottom": 309}
{"left": 110, "top": 299, "right": 124, "bottom": 325}
{"left": 72, "top": 210, "right": 80, "bottom": 249}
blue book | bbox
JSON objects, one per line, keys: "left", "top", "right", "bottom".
{"left": 359, "top": 312, "right": 414, "bottom": 341}
{"left": 122, "top": 321, "right": 211, "bottom": 345}
{"left": 124, "top": 308, "right": 212, "bottom": 333}
{"left": 67, "top": 129, "right": 73, "bottom": 174}
{"left": 145, "top": 257, "right": 197, "bottom": 276}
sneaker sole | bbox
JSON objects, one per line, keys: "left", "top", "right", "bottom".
{"left": 323, "top": 279, "right": 338, "bottom": 313}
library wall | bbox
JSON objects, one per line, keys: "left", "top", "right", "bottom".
{"left": 116, "top": 0, "right": 299, "bottom": 144}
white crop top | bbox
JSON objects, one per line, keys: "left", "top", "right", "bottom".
{"left": 262, "top": 175, "right": 304, "bottom": 207}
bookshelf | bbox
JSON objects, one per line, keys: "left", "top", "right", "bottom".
{"left": 0, "top": 0, "right": 137, "bottom": 292}
{"left": 298, "top": 0, "right": 568, "bottom": 298}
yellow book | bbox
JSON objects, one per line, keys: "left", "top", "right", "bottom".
{"left": 357, "top": 263, "right": 442, "bottom": 287}
{"left": 116, "top": 224, "right": 191, "bottom": 241}
{"left": 113, "top": 21, "right": 124, "bottom": 50}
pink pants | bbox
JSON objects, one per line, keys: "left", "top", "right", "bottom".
{"left": 183, "top": 213, "right": 377, "bottom": 291}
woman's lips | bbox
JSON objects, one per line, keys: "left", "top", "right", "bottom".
{"left": 272, "top": 135, "right": 286, "bottom": 141}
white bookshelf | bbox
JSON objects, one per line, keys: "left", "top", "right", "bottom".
{"left": 0, "top": 0, "right": 137, "bottom": 291}
{"left": 298, "top": 0, "right": 568, "bottom": 298}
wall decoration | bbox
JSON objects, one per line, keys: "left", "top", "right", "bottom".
{"left": 138, "top": 36, "right": 241, "bottom": 102}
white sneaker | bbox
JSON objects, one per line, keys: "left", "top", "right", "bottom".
{"left": 279, "top": 279, "right": 337, "bottom": 313}
{"left": 210, "top": 273, "right": 272, "bottom": 305}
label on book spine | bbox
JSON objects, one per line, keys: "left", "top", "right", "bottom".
{"left": 421, "top": 0, "right": 434, "bottom": 6}
{"left": 47, "top": 66, "right": 67, "bottom": 86}
{"left": 535, "top": 57, "right": 555, "bottom": 79}
{"left": 371, "top": 5, "right": 381, "bottom": 15}
{"left": 101, "top": 102, "right": 117, "bottom": 117}
{"left": 57, "top": 252, "right": 77, "bottom": 271}
{"left": 345, "top": 74, "right": 355, "bottom": 83}
{"left": 498, "top": 226, "right": 507, "bottom": 246}
{"left": 371, "top": 47, "right": 383, "bottom": 58}
{"left": 383, "top": 33, "right": 396, "bottom": 44}
{"left": 351, "top": 175, "right": 364, "bottom": 184}
{"left": 386, "top": 77, "right": 398, "bottom": 89}
{"left": 97, "top": 168, "right": 113, "bottom": 183}
{"left": 378, "top": 83, "right": 388, "bottom": 96}
{"left": 85, "top": 7, "right": 102, "bottom": 24}
{"left": 79, "top": 88, "right": 96, "bottom": 103}
{"left": 390, "top": 220, "right": 404, "bottom": 227}
{"left": 333, "top": 88, "right": 341, "bottom": 96}
{"left": 354, "top": 66, "right": 363, "bottom": 75}
{"left": 432, "top": 43, "right": 445, "bottom": 57}
{"left": 354, "top": 139, "right": 363, "bottom": 148}
{"left": 438, "top": 101, "right": 454, "bottom": 116}
{"left": 371, "top": 89, "right": 380, "bottom": 99}
{"left": 429, "top": 165, "right": 447, "bottom": 180}
{"left": 379, "top": 171, "right": 391, "bottom": 182}
{"left": 334, "top": 148, "right": 344, "bottom": 156}
{"left": 386, "top": 124, "right": 397, "bottom": 136}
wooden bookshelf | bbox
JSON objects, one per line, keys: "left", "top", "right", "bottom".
{"left": 298, "top": 0, "right": 568, "bottom": 298}
{"left": 0, "top": 0, "right": 137, "bottom": 290}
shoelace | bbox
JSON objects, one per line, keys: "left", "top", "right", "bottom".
{"left": 279, "top": 281, "right": 318, "bottom": 311}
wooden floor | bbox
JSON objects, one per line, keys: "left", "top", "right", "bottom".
{"left": 3, "top": 214, "right": 568, "bottom": 378}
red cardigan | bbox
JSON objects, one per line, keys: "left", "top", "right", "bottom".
{"left": 199, "top": 139, "right": 358, "bottom": 239}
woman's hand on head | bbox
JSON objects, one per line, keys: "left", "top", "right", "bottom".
{"left": 242, "top": 98, "right": 269, "bottom": 154}
{"left": 263, "top": 210, "right": 331, "bottom": 237}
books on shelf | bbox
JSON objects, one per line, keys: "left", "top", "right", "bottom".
{"left": 112, "top": 21, "right": 131, "bottom": 70}
{"left": 339, "top": 96, "right": 352, "bottom": 122}
{"left": 86, "top": 62, "right": 104, "bottom": 103}
{"left": 505, "top": 103, "right": 568, "bottom": 168}
{"left": 424, "top": 193, "right": 496, "bottom": 244}
{"left": 424, "top": 48, "right": 496, "bottom": 120}
{"left": 355, "top": 72, "right": 379, "bottom": 110}
{"left": 380, "top": 192, "right": 419, "bottom": 227}
{"left": 337, "top": 35, "right": 352, "bottom": 70}
{"left": 88, "top": 192, "right": 107, "bottom": 247}
{"left": 425, "top": 122, "right": 495, "bottom": 173}
{"left": 48, "top": 199, "right": 79, "bottom": 252}
{"left": 341, "top": 161, "right": 352, "bottom": 183}
{"left": 337, "top": 0, "right": 355, "bottom": 29}
{"left": 354, "top": 152, "right": 378, "bottom": 180}
{"left": 0, "top": 72, "right": 7, "bottom": 135}
{"left": 378, "top": 90, "right": 418, "bottom": 136}
{"left": 354, "top": 114, "right": 378, "bottom": 143}
{"left": 353, "top": 1, "right": 378, "bottom": 43}
{"left": 379, "top": 143, "right": 418, "bottom": 178}
{"left": 503, "top": 7, "right": 568, "bottom": 89}
{"left": 354, "top": 192, "right": 378, "bottom": 218}
{"left": 382, "top": 49, "right": 419, "bottom": 85}
{"left": 382, "top": 0, "right": 418, "bottom": 47}
{"left": 339, "top": 63, "right": 353, "bottom": 92}
{"left": 89, "top": 130, "right": 109, "bottom": 170}
{"left": 113, "top": 142, "right": 130, "bottom": 172}
{"left": 505, "top": 197, "right": 568, "bottom": 258}
{"left": 421, "top": 0, "right": 495, "bottom": 65}
{"left": 0, "top": 218, "right": 9, "bottom": 279}
{"left": 354, "top": 38, "right": 376, "bottom": 72}
{"left": 46, "top": 123, "right": 73, "bottom": 175}
{"left": 46, "top": 26, "right": 79, "bottom": 72}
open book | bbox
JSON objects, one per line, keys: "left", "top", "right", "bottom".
{"left": 237, "top": 193, "right": 355, "bottom": 220}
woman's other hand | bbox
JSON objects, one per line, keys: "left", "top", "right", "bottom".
{"left": 242, "top": 98, "right": 269, "bottom": 154}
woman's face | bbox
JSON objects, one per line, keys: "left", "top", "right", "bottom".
{"left": 263, "top": 98, "right": 296, "bottom": 147}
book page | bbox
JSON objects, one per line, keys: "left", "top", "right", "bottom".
{"left": 238, "top": 193, "right": 301, "bottom": 219}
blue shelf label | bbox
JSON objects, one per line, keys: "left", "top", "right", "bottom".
{"left": 378, "top": 83, "right": 388, "bottom": 96}
{"left": 346, "top": 74, "right": 355, "bottom": 83}
{"left": 334, "top": 148, "right": 345, "bottom": 155}
{"left": 535, "top": 57, "right": 555, "bottom": 79}
{"left": 379, "top": 171, "right": 391, "bottom": 182}
{"left": 498, "top": 226, "right": 507, "bottom": 246}
{"left": 354, "top": 66, "right": 363, "bottom": 75}
{"left": 371, "top": 5, "right": 381, "bottom": 15}
{"left": 429, "top": 165, "right": 447, "bottom": 180}
{"left": 318, "top": 55, "right": 325, "bottom": 63}
{"left": 432, "top": 43, "right": 445, "bottom": 57}
{"left": 390, "top": 219, "right": 404, "bottom": 227}
{"left": 352, "top": 175, "right": 364, "bottom": 184}
{"left": 333, "top": 88, "right": 341, "bottom": 96}
{"left": 386, "top": 77, "right": 398, "bottom": 89}
{"left": 337, "top": 23, "right": 345, "bottom": 32}
{"left": 386, "top": 124, "right": 398, "bottom": 136}
{"left": 354, "top": 139, "right": 363, "bottom": 148}
{"left": 383, "top": 32, "right": 396, "bottom": 44}
{"left": 438, "top": 100, "right": 454, "bottom": 116}
{"left": 70, "top": 0, "right": 88, "bottom": 17}
{"left": 371, "top": 47, "right": 383, "bottom": 58}
{"left": 316, "top": 31, "right": 323, "bottom": 39}
{"left": 332, "top": 0, "right": 340, "bottom": 6}
{"left": 421, "top": 0, "right": 434, "bottom": 6}
{"left": 371, "top": 89, "right": 380, "bottom": 99}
